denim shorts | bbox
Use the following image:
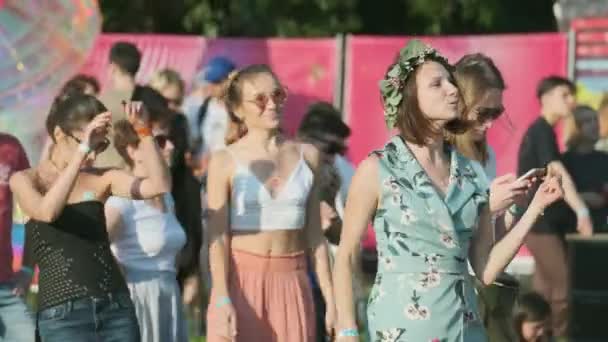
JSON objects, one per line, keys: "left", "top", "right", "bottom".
{"left": 37, "top": 292, "right": 140, "bottom": 342}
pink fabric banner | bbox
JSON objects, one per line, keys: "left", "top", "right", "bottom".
{"left": 79, "top": 34, "right": 206, "bottom": 90}
{"left": 344, "top": 34, "right": 568, "bottom": 255}
{"left": 80, "top": 35, "right": 338, "bottom": 135}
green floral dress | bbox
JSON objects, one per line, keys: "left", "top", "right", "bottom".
{"left": 368, "top": 136, "right": 489, "bottom": 342}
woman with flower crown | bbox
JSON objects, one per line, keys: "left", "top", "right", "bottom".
{"left": 333, "top": 40, "right": 564, "bottom": 341}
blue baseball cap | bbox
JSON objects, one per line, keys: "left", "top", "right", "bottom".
{"left": 195, "top": 56, "right": 236, "bottom": 84}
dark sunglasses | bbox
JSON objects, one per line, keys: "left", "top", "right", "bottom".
{"left": 68, "top": 133, "right": 110, "bottom": 154}
{"left": 154, "top": 134, "right": 170, "bottom": 149}
{"left": 166, "top": 97, "right": 182, "bottom": 107}
{"left": 246, "top": 87, "right": 288, "bottom": 110}
{"left": 476, "top": 106, "right": 505, "bottom": 123}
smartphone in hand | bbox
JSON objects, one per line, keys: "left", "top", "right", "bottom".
{"left": 517, "top": 168, "right": 546, "bottom": 183}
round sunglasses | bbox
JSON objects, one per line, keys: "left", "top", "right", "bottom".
{"left": 475, "top": 106, "right": 505, "bottom": 123}
{"left": 245, "top": 87, "right": 288, "bottom": 111}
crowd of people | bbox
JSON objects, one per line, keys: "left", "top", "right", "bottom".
{"left": 0, "top": 38, "right": 606, "bottom": 342}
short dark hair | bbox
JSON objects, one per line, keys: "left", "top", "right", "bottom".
{"left": 391, "top": 56, "right": 468, "bottom": 145}
{"left": 536, "top": 76, "right": 575, "bottom": 99}
{"left": 298, "top": 102, "right": 350, "bottom": 139}
{"left": 46, "top": 94, "right": 107, "bottom": 141}
{"left": 61, "top": 74, "right": 100, "bottom": 96}
{"left": 131, "top": 86, "right": 171, "bottom": 128}
{"left": 109, "top": 42, "right": 141, "bottom": 76}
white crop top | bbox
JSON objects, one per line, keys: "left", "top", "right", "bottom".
{"left": 107, "top": 193, "right": 186, "bottom": 272}
{"left": 229, "top": 148, "right": 313, "bottom": 231}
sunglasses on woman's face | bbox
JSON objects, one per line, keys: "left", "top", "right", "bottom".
{"left": 245, "top": 87, "right": 288, "bottom": 111}
{"left": 68, "top": 133, "right": 110, "bottom": 154}
{"left": 154, "top": 134, "right": 170, "bottom": 149}
{"left": 476, "top": 106, "right": 505, "bottom": 123}
{"left": 166, "top": 97, "right": 182, "bottom": 108}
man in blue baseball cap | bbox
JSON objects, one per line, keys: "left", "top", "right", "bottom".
{"left": 198, "top": 56, "right": 236, "bottom": 84}
{"left": 182, "top": 56, "right": 236, "bottom": 160}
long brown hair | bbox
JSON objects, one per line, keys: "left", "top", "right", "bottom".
{"left": 449, "top": 53, "right": 506, "bottom": 164}
{"left": 389, "top": 56, "right": 470, "bottom": 145}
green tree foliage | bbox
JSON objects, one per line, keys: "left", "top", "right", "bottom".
{"left": 99, "top": 0, "right": 557, "bottom": 37}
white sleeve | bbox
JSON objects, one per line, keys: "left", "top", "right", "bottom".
{"left": 202, "top": 100, "right": 228, "bottom": 153}
{"left": 105, "top": 196, "right": 131, "bottom": 216}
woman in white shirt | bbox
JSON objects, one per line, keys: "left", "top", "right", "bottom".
{"left": 105, "top": 117, "right": 187, "bottom": 342}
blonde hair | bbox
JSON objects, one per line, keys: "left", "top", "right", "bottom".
{"left": 148, "top": 68, "right": 185, "bottom": 99}
{"left": 448, "top": 54, "right": 505, "bottom": 165}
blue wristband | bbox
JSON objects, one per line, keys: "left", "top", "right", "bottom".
{"left": 215, "top": 296, "right": 231, "bottom": 308}
{"left": 20, "top": 266, "right": 34, "bottom": 276}
{"left": 338, "top": 328, "right": 359, "bottom": 337}
{"left": 508, "top": 204, "right": 525, "bottom": 217}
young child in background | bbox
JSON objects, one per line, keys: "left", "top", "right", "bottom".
{"left": 513, "top": 292, "right": 551, "bottom": 342}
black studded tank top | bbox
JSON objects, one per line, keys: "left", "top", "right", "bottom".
{"left": 27, "top": 201, "right": 127, "bottom": 311}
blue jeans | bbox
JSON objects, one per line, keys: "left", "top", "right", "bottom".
{"left": 37, "top": 292, "right": 140, "bottom": 342}
{"left": 0, "top": 283, "right": 35, "bottom": 342}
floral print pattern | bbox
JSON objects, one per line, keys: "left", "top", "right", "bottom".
{"left": 368, "top": 136, "right": 489, "bottom": 341}
{"left": 376, "top": 328, "right": 406, "bottom": 342}
{"left": 404, "top": 291, "right": 431, "bottom": 320}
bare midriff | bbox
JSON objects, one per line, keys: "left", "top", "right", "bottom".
{"left": 230, "top": 228, "right": 307, "bottom": 256}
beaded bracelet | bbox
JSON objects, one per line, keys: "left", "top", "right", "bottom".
{"left": 507, "top": 204, "right": 525, "bottom": 217}
{"left": 135, "top": 126, "right": 152, "bottom": 138}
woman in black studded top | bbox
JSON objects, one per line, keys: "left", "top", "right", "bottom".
{"left": 9, "top": 94, "right": 172, "bottom": 341}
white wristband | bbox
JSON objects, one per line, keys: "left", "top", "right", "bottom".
{"left": 577, "top": 207, "right": 590, "bottom": 218}
{"left": 78, "top": 143, "right": 91, "bottom": 154}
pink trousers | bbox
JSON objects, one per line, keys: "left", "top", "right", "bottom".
{"left": 207, "top": 249, "right": 316, "bottom": 342}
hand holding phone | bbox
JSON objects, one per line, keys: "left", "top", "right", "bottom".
{"left": 517, "top": 168, "right": 546, "bottom": 183}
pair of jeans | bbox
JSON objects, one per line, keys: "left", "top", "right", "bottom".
{"left": 36, "top": 292, "right": 140, "bottom": 342}
{"left": 0, "top": 282, "right": 35, "bottom": 342}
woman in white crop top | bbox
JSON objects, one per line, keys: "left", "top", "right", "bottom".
{"left": 205, "top": 65, "right": 335, "bottom": 342}
{"left": 105, "top": 119, "right": 188, "bottom": 342}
